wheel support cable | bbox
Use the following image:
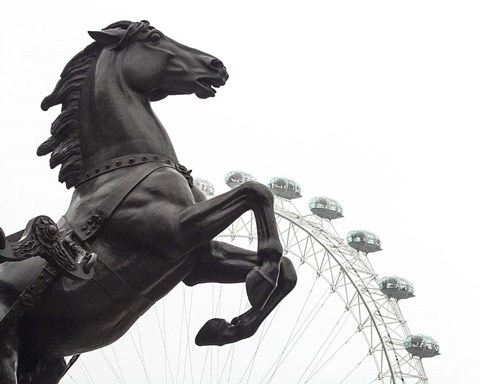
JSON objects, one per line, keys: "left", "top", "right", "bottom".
{"left": 263, "top": 273, "right": 319, "bottom": 382}
{"left": 78, "top": 358, "right": 95, "bottom": 384}
{"left": 295, "top": 310, "right": 350, "bottom": 384}
{"left": 175, "top": 286, "right": 187, "bottom": 383}
{"left": 240, "top": 306, "right": 281, "bottom": 384}
{"left": 260, "top": 283, "right": 334, "bottom": 384}
{"left": 100, "top": 349, "right": 125, "bottom": 384}
{"left": 128, "top": 327, "right": 152, "bottom": 384}
{"left": 154, "top": 306, "right": 176, "bottom": 383}
{"left": 305, "top": 328, "right": 358, "bottom": 383}
{"left": 338, "top": 352, "right": 370, "bottom": 384}
{"left": 110, "top": 346, "right": 127, "bottom": 384}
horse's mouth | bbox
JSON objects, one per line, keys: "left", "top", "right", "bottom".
{"left": 196, "top": 77, "right": 226, "bottom": 98}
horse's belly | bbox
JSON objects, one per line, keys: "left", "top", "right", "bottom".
{"left": 19, "top": 254, "right": 194, "bottom": 359}
{"left": 20, "top": 277, "right": 143, "bottom": 358}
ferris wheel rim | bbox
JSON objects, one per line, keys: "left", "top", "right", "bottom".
{"left": 216, "top": 200, "right": 428, "bottom": 384}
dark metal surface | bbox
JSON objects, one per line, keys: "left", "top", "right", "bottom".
{"left": 0, "top": 20, "right": 296, "bottom": 384}
{"left": 0, "top": 216, "right": 94, "bottom": 280}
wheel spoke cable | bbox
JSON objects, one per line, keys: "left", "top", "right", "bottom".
{"left": 261, "top": 280, "right": 334, "bottom": 384}
{"left": 78, "top": 358, "right": 95, "bottom": 384}
{"left": 176, "top": 286, "right": 187, "bottom": 383}
{"left": 305, "top": 328, "right": 358, "bottom": 383}
{"left": 296, "top": 310, "right": 349, "bottom": 384}
{"left": 225, "top": 289, "right": 247, "bottom": 384}
{"left": 128, "top": 327, "right": 152, "bottom": 384}
{"left": 244, "top": 306, "right": 281, "bottom": 384}
{"left": 110, "top": 346, "right": 127, "bottom": 384}
{"left": 262, "top": 271, "right": 317, "bottom": 382}
{"left": 100, "top": 349, "right": 125, "bottom": 384}
{"left": 338, "top": 352, "right": 370, "bottom": 384}
{"left": 154, "top": 305, "right": 175, "bottom": 384}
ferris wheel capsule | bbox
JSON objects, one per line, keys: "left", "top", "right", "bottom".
{"left": 308, "top": 196, "right": 344, "bottom": 220}
{"left": 379, "top": 276, "right": 415, "bottom": 300}
{"left": 224, "top": 171, "right": 256, "bottom": 189}
{"left": 346, "top": 230, "right": 382, "bottom": 253}
{"left": 404, "top": 334, "right": 440, "bottom": 358}
{"left": 193, "top": 177, "right": 215, "bottom": 197}
{"left": 267, "top": 177, "right": 302, "bottom": 200}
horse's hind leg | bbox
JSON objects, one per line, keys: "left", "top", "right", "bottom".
{"left": 183, "top": 241, "right": 297, "bottom": 346}
{"left": 0, "top": 328, "right": 20, "bottom": 384}
{"left": 178, "top": 181, "right": 282, "bottom": 309}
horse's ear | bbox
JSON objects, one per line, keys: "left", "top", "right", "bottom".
{"left": 88, "top": 29, "right": 126, "bottom": 46}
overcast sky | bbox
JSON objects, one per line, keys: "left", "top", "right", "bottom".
{"left": 1, "top": 1, "right": 479, "bottom": 383}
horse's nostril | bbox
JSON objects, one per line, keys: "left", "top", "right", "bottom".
{"left": 210, "top": 59, "right": 224, "bottom": 70}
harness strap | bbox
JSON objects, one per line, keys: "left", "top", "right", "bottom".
{"left": 77, "top": 153, "right": 178, "bottom": 185}
{"left": 58, "top": 220, "right": 154, "bottom": 317}
{"left": 58, "top": 161, "right": 162, "bottom": 316}
{"left": 93, "top": 257, "right": 154, "bottom": 316}
{"left": 0, "top": 264, "right": 57, "bottom": 337}
{"left": 0, "top": 215, "right": 99, "bottom": 337}
{"left": 64, "top": 161, "right": 169, "bottom": 242}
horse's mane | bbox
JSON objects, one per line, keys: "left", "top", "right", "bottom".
{"left": 38, "top": 20, "right": 152, "bottom": 189}
{"left": 38, "top": 42, "right": 101, "bottom": 189}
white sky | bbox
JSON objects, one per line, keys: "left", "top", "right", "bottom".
{"left": 1, "top": 1, "right": 479, "bottom": 383}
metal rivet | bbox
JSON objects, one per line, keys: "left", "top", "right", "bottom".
{"left": 39, "top": 273, "right": 44, "bottom": 279}
{"left": 129, "top": 158, "right": 135, "bottom": 164}
{"left": 142, "top": 156, "right": 148, "bottom": 161}
{"left": 116, "top": 160, "right": 122, "bottom": 166}
{"left": 91, "top": 223, "right": 96, "bottom": 229}
{"left": 81, "top": 225, "right": 87, "bottom": 230}
{"left": 86, "top": 172, "right": 91, "bottom": 177}
{"left": 47, "top": 224, "right": 58, "bottom": 237}
{"left": 153, "top": 155, "right": 159, "bottom": 160}
{"left": 87, "top": 220, "right": 92, "bottom": 225}
{"left": 105, "top": 164, "right": 111, "bottom": 169}
{"left": 31, "top": 284, "right": 35, "bottom": 289}
{"left": 86, "top": 230, "right": 91, "bottom": 235}
{"left": 95, "top": 168, "right": 100, "bottom": 173}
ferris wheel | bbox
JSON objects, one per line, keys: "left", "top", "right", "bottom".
{"left": 63, "top": 171, "right": 439, "bottom": 384}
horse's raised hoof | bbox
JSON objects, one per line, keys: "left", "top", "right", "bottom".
{"left": 195, "top": 318, "right": 249, "bottom": 346}
{"left": 245, "top": 267, "right": 278, "bottom": 309}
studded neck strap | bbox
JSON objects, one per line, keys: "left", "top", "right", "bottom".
{"left": 77, "top": 153, "right": 175, "bottom": 186}
{"left": 64, "top": 161, "right": 169, "bottom": 242}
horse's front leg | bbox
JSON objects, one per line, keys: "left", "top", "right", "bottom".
{"left": 178, "top": 181, "right": 282, "bottom": 309}
{"left": 183, "top": 241, "right": 297, "bottom": 346}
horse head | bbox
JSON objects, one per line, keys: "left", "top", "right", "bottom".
{"left": 89, "top": 20, "right": 228, "bottom": 100}
{"left": 39, "top": 20, "right": 229, "bottom": 189}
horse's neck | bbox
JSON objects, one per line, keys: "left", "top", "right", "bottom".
{"left": 79, "top": 53, "right": 178, "bottom": 168}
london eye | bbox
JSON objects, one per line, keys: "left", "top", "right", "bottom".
{"left": 63, "top": 171, "right": 439, "bottom": 384}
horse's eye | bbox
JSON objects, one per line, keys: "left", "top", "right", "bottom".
{"left": 149, "top": 33, "right": 162, "bottom": 43}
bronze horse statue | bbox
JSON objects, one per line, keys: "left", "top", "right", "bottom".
{"left": 0, "top": 20, "right": 296, "bottom": 383}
